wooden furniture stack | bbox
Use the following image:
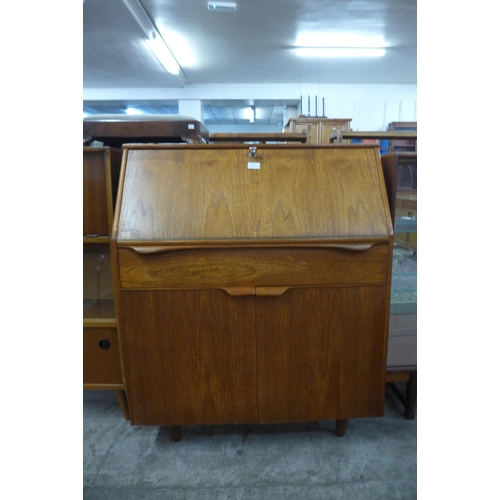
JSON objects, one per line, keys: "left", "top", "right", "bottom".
{"left": 209, "top": 132, "right": 307, "bottom": 143}
{"left": 111, "top": 143, "right": 394, "bottom": 440}
{"left": 83, "top": 114, "right": 210, "bottom": 147}
{"left": 83, "top": 146, "right": 129, "bottom": 419}
{"left": 285, "top": 118, "right": 352, "bottom": 144}
{"left": 387, "top": 122, "right": 417, "bottom": 153}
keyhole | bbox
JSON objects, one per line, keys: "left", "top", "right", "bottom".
{"left": 98, "top": 339, "right": 111, "bottom": 350}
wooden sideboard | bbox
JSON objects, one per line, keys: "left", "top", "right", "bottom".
{"left": 111, "top": 144, "right": 394, "bottom": 438}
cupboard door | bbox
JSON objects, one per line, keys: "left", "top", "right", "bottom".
{"left": 256, "top": 286, "right": 388, "bottom": 423}
{"left": 119, "top": 289, "right": 258, "bottom": 426}
{"left": 83, "top": 326, "right": 122, "bottom": 385}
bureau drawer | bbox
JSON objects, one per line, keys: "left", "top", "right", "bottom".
{"left": 117, "top": 244, "right": 390, "bottom": 289}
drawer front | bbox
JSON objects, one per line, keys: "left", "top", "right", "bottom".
{"left": 83, "top": 327, "right": 123, "bottom": 385}
{"left": 118, "top": 244, "right": 390, "bottom": 289}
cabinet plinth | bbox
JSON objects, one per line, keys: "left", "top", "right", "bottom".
{"left": 112, "top": 144, "right": 394, "bottom": 429}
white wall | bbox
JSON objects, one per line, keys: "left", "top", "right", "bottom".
{"left": 83, "top": 83, "right": 417, "bottom": 132}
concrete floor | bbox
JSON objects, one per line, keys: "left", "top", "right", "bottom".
{"left": 83, "top": 389, "right": 416, "bottom": 499}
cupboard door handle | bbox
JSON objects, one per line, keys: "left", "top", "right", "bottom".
{"left": 219, "top": 287, "right": 255, "bottom": 296}
{"left": 256, "top": 286, "right": 292, "bottom": 297}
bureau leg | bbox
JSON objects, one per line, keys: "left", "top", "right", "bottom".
{"left": 170, "top": 426, "right": 182, "bottom": 442}
{"left": 335, "top": 419, "right": 347, "bottom": 437}
{"left": 115, "top": 390, "right": 130, "bottom": 421}
{"left": 404, "top": 372, "right": 417, "bottom": 420}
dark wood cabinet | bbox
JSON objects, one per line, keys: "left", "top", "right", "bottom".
{"left": 111, "top": 144, "right": 394, "bottom": 434}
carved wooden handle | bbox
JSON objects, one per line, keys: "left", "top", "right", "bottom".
{"left": 126, "top": 243, "right": 375, "bottom": 255}
{"left": 256, "top": 286, "right": 291, "bottom": 297}
{"left": 219, "top": 286, "right": 292, "bottom": 297}
{"left": 219, "top": 287, "right": 255, "bottom": 296}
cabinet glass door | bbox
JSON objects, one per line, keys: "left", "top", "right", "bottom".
{"left": 83, "top": 243, "right": 115, "bottom": 320}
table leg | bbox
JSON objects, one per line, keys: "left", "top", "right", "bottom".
{"left": 115, "top": 390, "right": 129, "bottom": 420}
{"left": 170, "top": 425, "right": 182, "bottom": 442}
{"left": 404, "top": 372, "right": 417, "bottom": 420}
{"left": 335, "top": 419, "right": 347, "bottom": 437}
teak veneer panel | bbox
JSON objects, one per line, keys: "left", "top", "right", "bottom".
{"left": 256, "top": 286, "right": 388, "bottom": 423}
{"left": 116, "top": 145, "right": 391, "bottom": 244}
{"left": 119, "top": 289, "right": 258, "bottom": 426}
{"left": 83, "top": 327, "right": 123, "bottom": 385}
{"left": 83, "top": 149, "right": 111, "bottom": 237}
{"left": 117, "top": 244, "right": 389, "bottom": 289}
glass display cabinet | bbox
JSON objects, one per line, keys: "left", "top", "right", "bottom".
{"left": 83, "top": 146, "right": 129, "bottom": 419}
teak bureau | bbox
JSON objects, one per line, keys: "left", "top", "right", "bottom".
{"left": 111, "top": 144, "right": 394, "bottom": 438}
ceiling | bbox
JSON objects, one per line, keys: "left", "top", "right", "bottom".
{"left": 83, "top": 0, "right": 417, "bottom": 126}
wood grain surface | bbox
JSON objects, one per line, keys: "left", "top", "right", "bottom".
{"left": 119, "top": 289, "right": 258, "bottom": 426}
{"left": 256, "top": 286, "right": 388, "bottom": 422}
{"left": 117, "top": 245, "right": 389, "bottom": 289}
{"left": 83, "top": 148, "right": 110, "bottom": 237}
{"left": 117, "top": 145, "right": 391, "bottom": 243}
{"left": 83, "top": 327, "right": 123, "bottom": 385}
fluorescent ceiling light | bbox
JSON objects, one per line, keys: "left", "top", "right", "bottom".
{"left": 147, "top": 35, "right": 180, "bottom": 75}
{"left": 295, "top": 47, "right": 386, "bottom": 58}
{"left": 295, "top": 33, "right": 385, "bottom": 48}
{"left": 122, "top": 0, "right": 187, "bottom": 84}
{"left": 125, "top": 107, "right": 144, "bottom": 115}
{"left": 208, "top": 2, "right": 237, "bottom": 12}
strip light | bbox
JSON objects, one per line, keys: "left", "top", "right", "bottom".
{"left": 207, "top": 2, "right": 237, "bottom": 12}
{"left": 147, "top": 34, "right": 180, "bottom": 75}
{"left": 122, "top": 0, "right": 187, "bottom": 83}
{"left": 294, "top": 47, "right": 386, "bottom": 58}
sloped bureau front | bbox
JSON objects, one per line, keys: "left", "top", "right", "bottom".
{"left": 111, "top": 144, "right": 393, "bottom": 429}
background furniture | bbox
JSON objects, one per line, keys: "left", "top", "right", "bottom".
{"left": 285, "top": 118, "right": 352, "bottom": 143}
{"left": 387, "top": 122, "right": 417, "bottom": 153}
{"left": 328, "top": 130, "right": 417, "bottom": 146}
{"left": 380, "top": 154, "right": 417, "bottom": 419}
{"left": 386, "top": 315, "right": 417, "bottom": 419}
{"left": 382, "top": 153, "right": 417, "bottom": 252}
{"left": 83, "top": 114, "right": 210, "bottom": 148}
{"left": 209, "top": 132, "right": 307, "bottom": 143}
{"left": 111, "top": 143, "right": 394, "bottom": 440}
{"left": 83, "top": 146, "right": 129, "bottom": 419}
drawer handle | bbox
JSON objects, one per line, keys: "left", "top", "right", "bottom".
{"left": 125, "top": 243, "right": 375, "bottom": 255}
{"left": 256, "top": 286, "right": 291, "bottom": 297}
{"left": 220, "top": 287, "right": 292, "bottom": 297}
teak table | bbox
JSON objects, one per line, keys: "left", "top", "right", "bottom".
{"left": 111, "top": 144, "right": 394, "bottom": 440}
